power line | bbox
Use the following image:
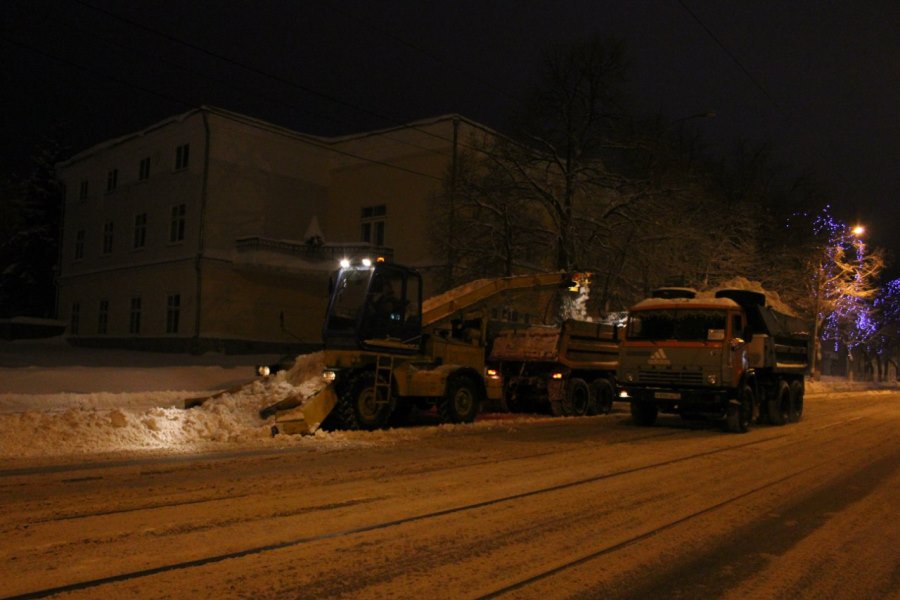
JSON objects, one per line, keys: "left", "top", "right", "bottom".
{"left": 322, "top": 0, "right": 519, "bottom": 104}
{"left": 71, "top": 0, "right": 467, "bottom": 151}
{"left": 676, "top": 0, "right": 785, "bottom": 116}
{"left": 5, "top": 38, "right": 443, "bottom": 182}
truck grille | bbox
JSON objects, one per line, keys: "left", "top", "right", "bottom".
{"left": 638, "top": 369, "right": 704, "bottom": 386}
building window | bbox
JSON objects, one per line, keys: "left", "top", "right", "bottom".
{"left": 79, "top": 180, "right": 89, "bottom": 201}
{"left": 139, "top": 157, "right": 150, "bottom": 180}
{"left": 166, "top": 293, "right": 181, "bottom": 334}
{"left": 133, "top": 213, "right": 147, "bottom": 249}
{"left": 97, "top": 300, "right": 109, "bottom": 334}
{"left": 170, "top": 204, "right": 186, "bottom": 242}
{"left": 106, "top": 169, "right": 118, "bottom": 192}
{"left": 129, "top": 297, "right": 142, "bottom": 334}
{"left": 70, "top": 302, "right": 80, "bottom": 335}
{"left": 74, "top": 229, "right": 85, "bottom": 260}
{"left": 361, "top": 204, "right": 386, "bottom": 246}
{"left": 175, "top": 144, "right": 190, "bottom": 170}
{"left": 102, "top": 221, "right": 114, "bottom": 254}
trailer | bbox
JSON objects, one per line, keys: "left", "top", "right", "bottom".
{"left": 490, "top": 319, "right": 619, "bottom": 416}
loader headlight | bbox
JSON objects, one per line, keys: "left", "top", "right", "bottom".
{"left": 361, "top": 258, "right": 372, "bottom": 267}
{"left": 257, "top": 365, "right": 271, "bottom": 377}
{"left": 322, "top": 370, "right": 337, "bottom": 382}
{"left": 339, "top": 258, "right": 351, "bottom": 269}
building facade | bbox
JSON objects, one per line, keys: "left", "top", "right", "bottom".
{"left": 57, "top": 107, "right": 486, "bottom": 352}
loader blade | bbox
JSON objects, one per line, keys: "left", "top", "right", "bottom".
{"left": 271, "top": 385, "right": 339, "bottom": 435}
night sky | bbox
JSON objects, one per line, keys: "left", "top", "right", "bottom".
{"left": 2, "top": 0, "right": 898, "bottom": 269}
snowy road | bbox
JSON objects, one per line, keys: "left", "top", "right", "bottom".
{"left": 1, "top": 391, "right": 898, "bottom": 599}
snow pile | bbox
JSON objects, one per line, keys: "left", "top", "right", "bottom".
{"left": 561, "top": 285, "right": 591, "bottom": 321}
{"left": 701, "top": 277, "right": 798, "bottom": 315}
{"left": 0, "top": 353, "right": 327, "bottom": 459}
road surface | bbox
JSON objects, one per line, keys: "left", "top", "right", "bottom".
{"left": 2, "top": 391, "right": 898, "bottom": 599}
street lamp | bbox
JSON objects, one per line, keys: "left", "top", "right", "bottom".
{"left": 851, "top": 225, "right": 865, "bottom": 237}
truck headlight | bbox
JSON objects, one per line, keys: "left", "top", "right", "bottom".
{"left": 706, "top": 374, "right": 718, "bottom": 385}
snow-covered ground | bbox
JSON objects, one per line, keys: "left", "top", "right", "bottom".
{"left": 0, "top": 337, "right": 895, "bottom": 462}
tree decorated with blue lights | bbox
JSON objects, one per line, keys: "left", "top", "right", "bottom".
{"left": 792, "top": 206, "right": 885, "bottom": 378}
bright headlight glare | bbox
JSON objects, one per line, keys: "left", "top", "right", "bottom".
{"left": 339, "top": 258, "right": 351, "bottom": 269}
{"left": 323, "top": 370, "right": 337, "bottom": 382}
{"left": 257, "top": 365, "right": 271, "bottom": 377}
{"left": 362, "top": 258, "right": 372, "bottom": 267}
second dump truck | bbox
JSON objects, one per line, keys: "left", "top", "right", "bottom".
{"left": 490, "top": 319, "right": 619, "bottom": 416}
{"left": 617, "top": 288, "right": 811, "bottom": 432}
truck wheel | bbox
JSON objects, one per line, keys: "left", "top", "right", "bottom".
{"left": 631, "top": 401, "right": 657, "bottom": 426}
{"left": 590, "top": 379, "right": 615, "bottom": 415}
{"left": 562, "top": 378, "right": 590, "bottom": 416}
{"left": 768, "top": 380, "right": 791, "bottom": 425}
{"left": 726, "top": 385, "right": 753, "bottom": 433}
{"left": 789, "top": 380, "right": 804, "bottom": 422}
{"left": 439, "top": 376, "right": 479, "bottom": 424}
{"left": 340, "top": 372, "right": 391, "bottom": 430}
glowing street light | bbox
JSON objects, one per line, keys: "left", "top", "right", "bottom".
{"left": 851, "top": 225, "right": 865, "bottom": 237}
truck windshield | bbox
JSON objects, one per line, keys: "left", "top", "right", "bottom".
{"left": 627, "top": 309, "right": 727, "bottom": 341}
{"left": 324, "top": 267, "right": 373, "bottom": 333}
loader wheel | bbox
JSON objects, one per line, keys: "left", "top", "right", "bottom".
{"left": 562, "top": 378, "right": 590, "bottom": 416}
{"left": 631, "top": 401, "right": 657, "bottom": 426}
{"left": 590, "top": 379, "right": 615, "bottom": 415}
{"left": 726, "top": 385, "right": 753, "bottom": 433}
{"left": 768, "top": 380, "right": 791, "bottom": 426}
{"left": 789, "top": 379, "right": 804, "bottom": 422}
{"left": 438, "top": 376, "right": 479, "bottom": 424}
{"left": 340, "top": 372, "right": 391, "bottom": 430}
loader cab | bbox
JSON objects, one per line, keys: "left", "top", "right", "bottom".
{"left": 322, "top": 261, "right": 422, "bottom": 352}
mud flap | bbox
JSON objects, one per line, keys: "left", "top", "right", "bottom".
{"left": 271, "top": 386, "right": 339, "bottom": 435}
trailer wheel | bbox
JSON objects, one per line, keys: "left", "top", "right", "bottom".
{"left": 789, "top": 379, "right": 804, "bottom": 422}
{"left": 339, "top": 372, "right": 391, "bottom": 430}
{"left": 590, "top": 379, "right": 615, "bottom": 415}
{"left": 562, "top": 378, "right": 591, "bottom": 416}
{"left": 631, "top": 401, "right": 657, "bottom": 426}
{"left": 768, "top": 380, "right": 791, "bottom": 425}
{"left": 439, "top": 376, "right": 479, "bottom": 424}
{"left": 726, "top": 385, "right": 753, "bottom": 433}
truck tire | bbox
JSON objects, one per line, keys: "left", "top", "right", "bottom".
{"left": 562, "top": 378, "right": 590, "bottom": 416}
{"left": 789, "top": 379, "right": 804, "bottom": 422}
{"left": 768, "top": 380, "right": 791, "bottom": 426}
{"left": 631, "top": 401, "right": 657, "bottom": 426}
{"left": 590, "top": 378, "right": 615, "bottom": 415}
{"left": 337, "top": 371, "right": 391, "bottom": 430}
{"left": 438, "top": 376, "right": 479, "bottom": 424}
{"left": 726, "top": 385, "right": 753, "bottom": 433}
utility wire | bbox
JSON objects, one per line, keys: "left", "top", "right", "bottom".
{"left": 322, "top": 0, "right": 519, "bottom": 103}
{"left": 5, "top": 38, "right": 442, "bottom": 182}
{"left": 676, "top": 0, "right": 785, "bottom": 116}
{"left": 71, "top": 0, "right": 468, "bottom": 151}
{"left": 41, "top": 12, "right": 449, "bottom": 159}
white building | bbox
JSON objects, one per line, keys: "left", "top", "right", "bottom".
{"left": 57, "top": 107, "right": 488, "bottom": 352}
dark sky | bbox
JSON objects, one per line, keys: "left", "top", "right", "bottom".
{"left": 2, "top": 0, "right": 898, "bottom": 268}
